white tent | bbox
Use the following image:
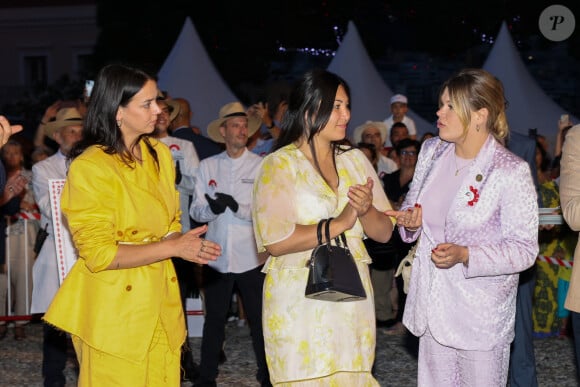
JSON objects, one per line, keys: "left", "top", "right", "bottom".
{"left": 327, "top": 21, "right": 435, "bottom": 140}
{"left": 483, "top": 22, "right": 578, "bottom": 146}
{"left": 157, "top": 17, "right": 238, "bottom": 136}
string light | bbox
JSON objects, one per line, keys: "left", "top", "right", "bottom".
{"left": 276, "top": 25, "right": 341, "bottom": 57}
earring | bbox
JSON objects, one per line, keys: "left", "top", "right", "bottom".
{"left": 116, "top": 119, "right": 122, "bottom": 128}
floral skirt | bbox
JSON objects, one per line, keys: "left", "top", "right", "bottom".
{"left": 262, "top": 262, "right": 378, "bottom": 386}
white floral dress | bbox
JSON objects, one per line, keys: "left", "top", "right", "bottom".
{"left": 252, "top": 144, "right": 391, "bottom": 386}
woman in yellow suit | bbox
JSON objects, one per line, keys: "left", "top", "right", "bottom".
{"left": 43, "top": 64, "right": 221, "bottom": 386}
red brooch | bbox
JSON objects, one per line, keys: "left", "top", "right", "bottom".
{"left": 466, "top": 186, "right": 480, "bottom": 206}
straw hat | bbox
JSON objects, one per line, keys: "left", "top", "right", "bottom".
{"left": 352, "top": 121, "right": 388, "bottom": 144}
{"left": 156, "top": 91, "right": 180, "bottom": 122}
{"left": 44, "top": 107, "right": 83, "bottom": 138}
{"left": 206, "top": 102, "right": 261, "bottom": 143}
{"left": 166, "top": 99, "right": 180, "bottom": 122}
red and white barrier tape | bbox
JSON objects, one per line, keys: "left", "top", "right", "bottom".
{"left": 14, "top": 210, "right": 41, "bottom": 221}
{"left": 537, "top": 255, "right": 573, "bottom": 267}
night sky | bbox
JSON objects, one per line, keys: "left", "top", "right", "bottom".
{"left": 4, "top": 0, "right": 579, "bottom": 132}
{"left": 92, "top": 1, "right": 579, "bottom": 72}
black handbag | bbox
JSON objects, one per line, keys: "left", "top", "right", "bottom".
{"left": 305, "top": 218, "right": 367, "bottom": 302}
{"left": 33, "top": 223, "right": 49, "bottom": 255}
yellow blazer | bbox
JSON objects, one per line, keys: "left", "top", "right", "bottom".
{"left": 44, "top": 139, "right": 185, "bottom": 362}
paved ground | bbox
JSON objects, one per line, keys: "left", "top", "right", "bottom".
{"left": 0, "top": 319, "right": 578, "bottom": 386}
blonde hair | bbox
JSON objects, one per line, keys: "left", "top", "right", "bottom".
{"left": 440, "top": 68, "right": 509, "bottom": 141}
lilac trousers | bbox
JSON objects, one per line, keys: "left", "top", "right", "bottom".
{"left": 418, "top": 331, "right": 510, "bottom": 386}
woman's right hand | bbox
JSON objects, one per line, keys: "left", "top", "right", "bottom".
{"left": 175, "top": 225, "right": 221, "bottom": 264}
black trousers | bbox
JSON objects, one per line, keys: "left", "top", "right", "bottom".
{"left": 509, "top": 265, "right": 538, "bottom": 387}
{"left": 571, "top": 311, "right": 580, "bottom": 380}
{"left": 198, "top": 265, "right": 269, "bottom": 384}
{"left": 42, "top": 323, "right": 68, "bottom": 387}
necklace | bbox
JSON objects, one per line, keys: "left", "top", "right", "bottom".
{"left": 454, "top": 154, "right": 474, "bottom": 176}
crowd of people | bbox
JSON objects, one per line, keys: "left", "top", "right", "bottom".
{"left": 0, "top": 63, "right": 578, "bottom": 386}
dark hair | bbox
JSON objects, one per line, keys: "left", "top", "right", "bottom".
{"left": 535, "top": 141, "right": 550, "bottom": 173}
{"left": 69, "top": 64, "right": 159, "bottom": 169}
{"left": 395, "top": 138, "right": 420, "bottom": 156}
{"left": 357, "top": 142, "right": 376, "bottom": 152}
{"left": 357, "top": 142, "right": 378, "bottom": 166}
{"left": 420, "top": 132, "right": 436, "bottom": 143}
{"left": 275, "top": 69, "right": 350, "bottom": 149}
{"left": 390, "top": 122, "right": 408, "bottom": 132}
{"left": 273, "top": 69, "right": 351, "bottom": 185}
{"left": 389, "top": 122, "right": 409, "bottom": 143}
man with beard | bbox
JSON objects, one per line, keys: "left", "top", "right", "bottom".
{"left": 190, "top": 102, "right": 270, "bottom": 387}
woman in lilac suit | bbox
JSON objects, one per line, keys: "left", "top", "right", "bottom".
{"left": 386, "top": 69, "right": 539, "bottom": 386}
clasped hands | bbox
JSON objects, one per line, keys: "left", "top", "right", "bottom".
{"left": 205, "top": 192, "right": 239, "bottom": 214}
{"left": 430, "top": 243, "right": 469, "bottom": 269}
{"left": 347, "top": 177, "right": 374, "bottom": 217}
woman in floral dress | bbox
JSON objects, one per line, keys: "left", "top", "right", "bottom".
{"left": 252, "top": 69, "right": 394, "bottom": 385}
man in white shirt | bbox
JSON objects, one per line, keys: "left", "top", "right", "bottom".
{"left": 153, "top": 96, "right": 202, "bottom": 382}
{"left": 352, "top": 121, "right": 398, "bottom": 178}
{"left": 383, "top": 94, "right": 417, "bottom": 147}
{"left": 190, "top": 102, "right": 270, "bottom": 387}
{"left": 31, "top": 107, "right": 82, "bottom": 387}
{"left": 154, "top": 97, "right": 200, "bottom": 232}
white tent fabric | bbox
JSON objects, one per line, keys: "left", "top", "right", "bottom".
{"left": 157, "top": 17, "right": 238, "bottom": 136}
{"left": 483, "top": 22, "right": 578, "bottom": 146}
{"left": 327, "top": 21, "right": 435, "bottom": 140}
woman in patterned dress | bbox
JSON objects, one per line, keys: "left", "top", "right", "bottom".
{"left": 252, "top": 69, "right": 394, "bottom": 386}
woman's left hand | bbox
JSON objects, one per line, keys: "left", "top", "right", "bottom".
{"left": 348, "top": 177, "right": 374, "bottom": 217}
{"left": 175, "top": 225, "right": 221, "bottom": 264}
{"left": 385, "top": 203, "right": 422, "bottom": 230}
{"left": 431, "top": 243, "right": 468, "bottom": 269}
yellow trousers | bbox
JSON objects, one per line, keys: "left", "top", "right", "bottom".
{"left": 72, "top": 319, "right": 180, "bottom": 386}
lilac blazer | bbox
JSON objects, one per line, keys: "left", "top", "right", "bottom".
{"left": 400, "top": 135, "right": 538, "bottom": 351}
